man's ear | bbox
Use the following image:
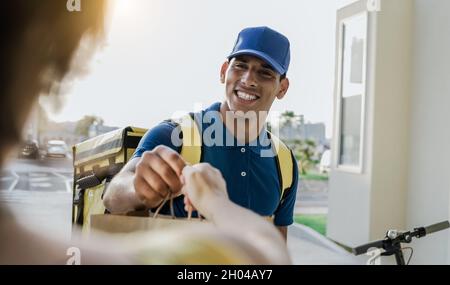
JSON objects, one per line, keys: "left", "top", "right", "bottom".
{"left": 276, "top": 78, "right": 290, "bottom": 100}
{"left": 220, "top": 61, "right": 229, "bottom": 84}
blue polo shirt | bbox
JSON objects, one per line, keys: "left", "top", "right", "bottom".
{"left": 133, "top": 102, "right": 298, "bottom": 226}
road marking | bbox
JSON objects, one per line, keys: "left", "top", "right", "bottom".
{"left": 52, "top": 172, "right": 71, "bottom": 179}
{"left": 30, "top": 183, "right": 52, "bottom": 188}
{"left": 7, "top": 179, "right": 19, "bottom": 192}
{"left": 29, "top": 173, "right": 48, "bottom": 177}
{"left": 52, "top": 172, "right": 73, "bottom": 193}
{"left": 7, "top": 171, "right": 19, "bottom": 192}
{"left": 29, "top": 177, "right": 51, "bottom": 182}
{"left": 65, "top": 180, "right": 73, "bottom": 193}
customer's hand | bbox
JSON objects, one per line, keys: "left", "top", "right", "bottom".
{"left": 133, "top": 145, "right": 186, "bottom": 208}
{"left": 181, "top": 163, "right": 228, "bottom": 216}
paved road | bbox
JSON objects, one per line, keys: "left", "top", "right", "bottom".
{"left": 1, "top": 157, "right": 73, "bottom": 192}
{"left": 0, "top": 158, "right": 73, "bottom": 242}
{"left": 296, "top": 179, "right": 329, "bottom": 214}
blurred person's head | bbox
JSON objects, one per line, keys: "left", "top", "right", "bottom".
{"left": 220, "top": 26, "right": 291, "bottom": 114}
{"left": 0, "top": 0, "right": 108, "bottom": 166}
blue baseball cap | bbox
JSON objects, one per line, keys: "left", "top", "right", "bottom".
{"left": 227, "top": 26, "right": 291, "bottom": 75}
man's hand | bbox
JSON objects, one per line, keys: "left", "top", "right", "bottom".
{"left": 181, "top": 163, "right": 229, "bottom": 216}
{"left": 133, "top": 145, "right": 186, "bottom": 208}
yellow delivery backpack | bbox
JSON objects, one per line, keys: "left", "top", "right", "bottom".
{"left": 72, "top": 115, "right": 295, "bottom": 232}
{"left": 72, "top": 126, "right": 147, "bottom": 232}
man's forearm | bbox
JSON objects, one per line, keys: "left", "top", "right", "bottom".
{"left": 103, "top": 172, "right": 142, "bottom": 214}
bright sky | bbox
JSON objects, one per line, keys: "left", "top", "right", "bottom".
{"left": 45, "top": 0, "right": 357, "bottom": 138}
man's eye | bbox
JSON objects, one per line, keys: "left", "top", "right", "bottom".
{"left": 260, "top": 70, "right": 274, "bottom": 78}
{"left": 234, "top": 63, "right": 246, "bottom": 69}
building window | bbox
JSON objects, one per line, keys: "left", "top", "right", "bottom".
{"left": 335, "top": 11, "right": 368, "bottom": 172}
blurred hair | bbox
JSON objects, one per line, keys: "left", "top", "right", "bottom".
{"left": 0, "top": 0, "right": 107, "bottom": 164}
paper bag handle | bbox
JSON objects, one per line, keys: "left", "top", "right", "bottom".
{"left": 152, "top": 193, "right": 203, "bottom": 221}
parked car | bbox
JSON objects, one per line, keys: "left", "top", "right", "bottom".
{"left": 46, "top": 140, "right": 68, "bottom": 158}
{"left": 19, "top": 140, "right": 40, "bottom": 159}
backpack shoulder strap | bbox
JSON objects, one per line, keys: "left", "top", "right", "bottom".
{"left": 268, "top": 132, "right": 295, "bottom": 200}
{"left": 174, "top": 114, "right": 202, "bottom": 165}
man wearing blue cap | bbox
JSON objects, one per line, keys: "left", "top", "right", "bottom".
{"left": 104, "top": 26, "right": 298, "bottom": 240}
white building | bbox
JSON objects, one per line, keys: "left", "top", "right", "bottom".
{"left": 327, "top": 0, "right": 450, "bottom": 264}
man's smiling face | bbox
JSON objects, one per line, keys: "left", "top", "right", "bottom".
{"left": 220, "top": 55, "right": 290, "bottom": 114}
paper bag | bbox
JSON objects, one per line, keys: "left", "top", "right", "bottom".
{"left": 90, "top": 194, "right": 204, "bottom": 234}
{"left": 90, "top": 213, "right": 203, "bottom": 234}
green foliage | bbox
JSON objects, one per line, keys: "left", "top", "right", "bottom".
{"left": 288, "top": 139, "right": 319, "bottom": 175}
{"left": 279, "top": 110, "right": 299, "bottom": 128}
{"left": 295, "top": 214, "right": 327, "bottom": 236}
{"left": 75, "top": 115, "right": 104, "bottom": 137}
{"left": 278, "top": 111, "right": 319, "bottom": 174}
{"left": 300, "top": 172, "right": 329, "bottom": 181}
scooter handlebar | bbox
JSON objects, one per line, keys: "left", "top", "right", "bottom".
{"left": 423, "top": 221, "right": 450, "bottom": 235}
{"left": 352, "top": 239, "right": 385, "bottom": 256}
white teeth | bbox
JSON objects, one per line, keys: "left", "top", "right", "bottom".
{"left": 236, "top": 91, "right": 258, "bottom": 101}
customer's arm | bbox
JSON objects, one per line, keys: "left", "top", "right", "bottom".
{"left": 181, "top": 164, "right": 291, "bottom": 264}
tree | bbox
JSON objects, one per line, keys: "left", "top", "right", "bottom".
{"left": 37, "top": 104, "right": 49, "bottom": 133}
{"left": 279, "top": 111, "right": 299, "bottom": 128}
{"left": 278, "top": 111, "right": 319, "bottom": 174}
{"left": 75, "top": 115, "right": 104, "bottom": 138}
{"left": 288, "top": 139, "right": 318, "bottom": 175}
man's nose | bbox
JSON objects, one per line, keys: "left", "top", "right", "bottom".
{"left": 240, "top": 70, "right": 258, "bottom": 87}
